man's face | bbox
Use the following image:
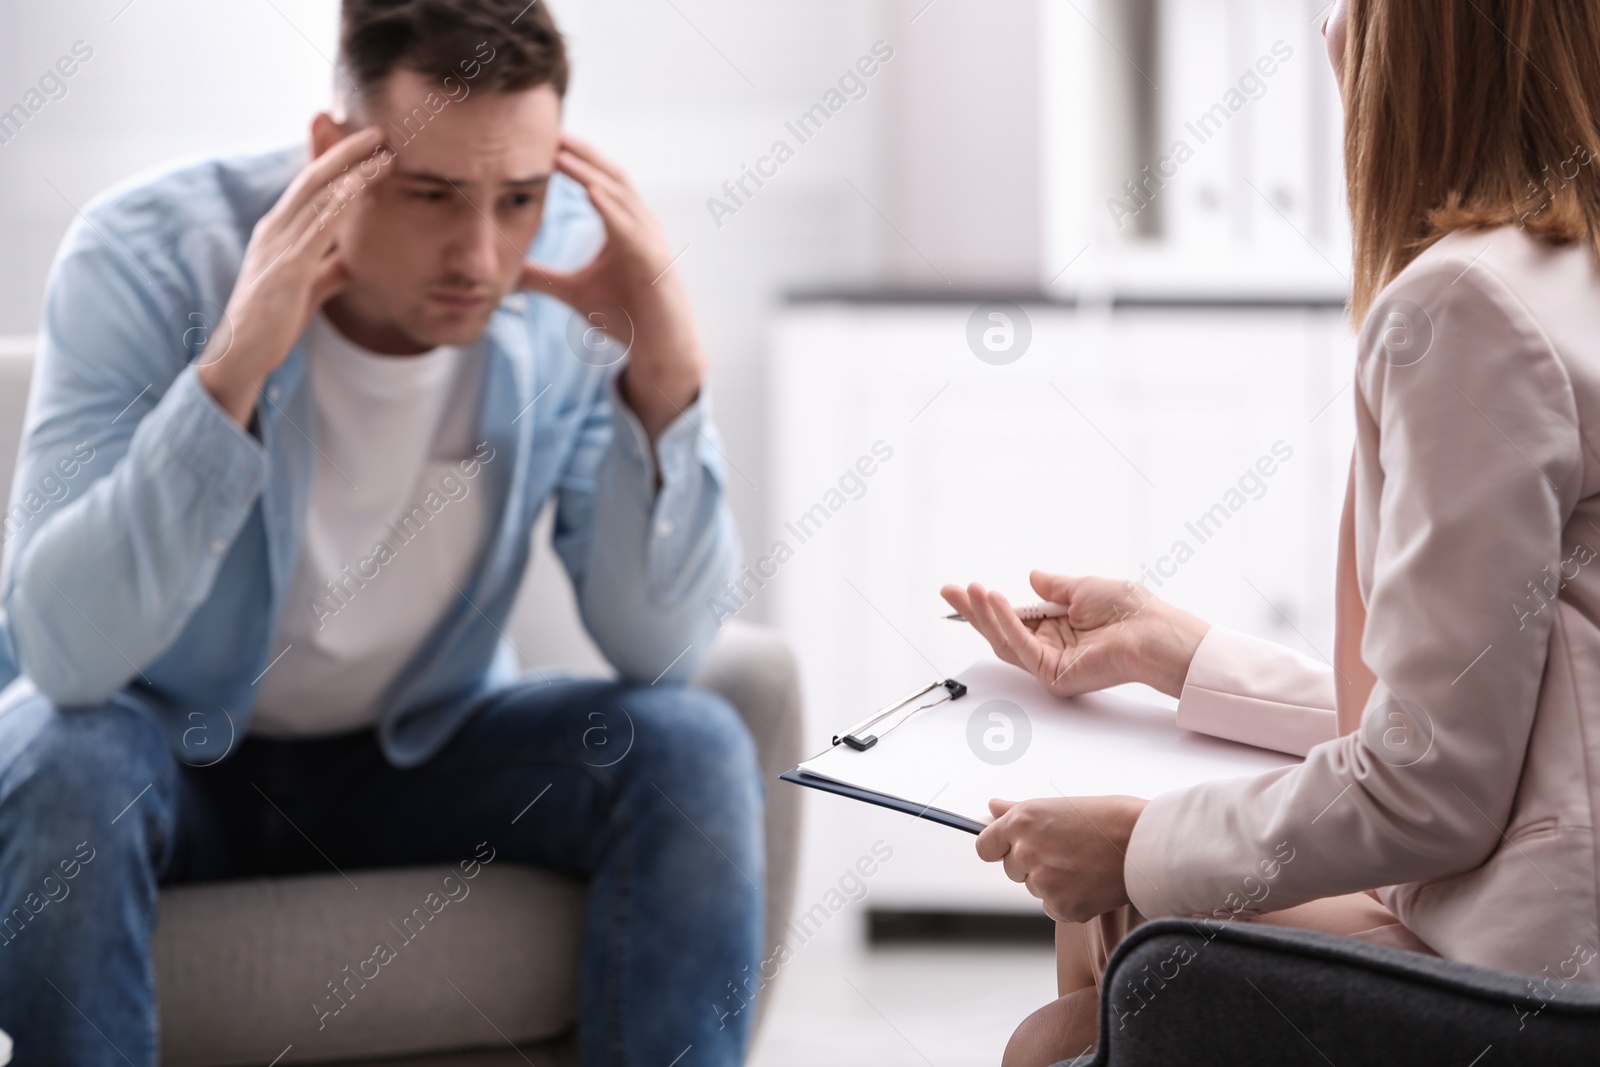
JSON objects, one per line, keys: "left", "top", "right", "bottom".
{"left": 319, "top": 69, "right": 562, "bottom": 353}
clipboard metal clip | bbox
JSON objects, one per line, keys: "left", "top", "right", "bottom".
{"left": 832, "top": 678, "right": 968, "bottom": 752}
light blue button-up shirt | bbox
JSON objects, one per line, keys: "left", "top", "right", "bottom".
{"left": 0, "top": 146, "right": 739, "bottom": 768}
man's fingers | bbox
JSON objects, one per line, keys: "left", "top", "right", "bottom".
{"left": 579, "top": 182, "right": 641, "bottom": 247}
{"left": 280, "top": 126, "right": 387, "bottom": 222}
{"left": 556, "top": 149, "right": 636, "bottom": 222}
{"left": 519, "top": 258, "right": 575, "bottom": 299}
{"left": 286, "top": 193, "right": 351, "bottom": 264}
{"left": 309, "top": 249, "right": 352, "bottom": 309}
{"left": 559, "top": 133, "right": 633, "bottom": 187}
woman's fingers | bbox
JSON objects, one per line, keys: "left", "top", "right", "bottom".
{"left": 940, "top": 583, "right": 973, "bottom": 620}
{"left": 1030, "top": 569, "right": 1078, "bottom": 605}
{"left": 963, "top": 583, "right": 1022, "bottom": 668}
{"left": 975, "top": 817, "right": 1011, "bottom": 863}
{"left": 987, "top": 590, "right": 1048, "bottom": 676}
{"left": 976, "top": 802, "right": 1018, "bottom": 864}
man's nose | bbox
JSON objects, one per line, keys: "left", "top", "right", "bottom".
{"left": 448, "top": 208, "right": 501, "bottom": 282}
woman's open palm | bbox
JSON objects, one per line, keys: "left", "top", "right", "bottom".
{"left": 940, "top": 570, "right": 1208, "bottom": 699}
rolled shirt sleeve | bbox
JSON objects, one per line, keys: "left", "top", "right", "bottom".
{"left": 551, "top": 370, "right": 739, "bottom": 686}
{"left": 1125, "top": 254, "right": 1579, "bottom": 923}
{"left": 2, "top": 235, "right": 267, "bottom": 706}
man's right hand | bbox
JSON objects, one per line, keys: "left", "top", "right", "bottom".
{"left": 196, "top": 126, "right": 390, "bottom": 428}
{"left": 940, "top": 570, "right": 1211, "bottom": 700}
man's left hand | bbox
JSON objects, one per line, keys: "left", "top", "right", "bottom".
{"left": 976, "top": 795, "right": 1148, "bottom": 923}
{"left": 522, "top": 135, "right": 705, "bottom": 441}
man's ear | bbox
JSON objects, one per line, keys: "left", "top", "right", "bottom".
{"left": 309, "top": 112, "right": 349, "bottom": 161}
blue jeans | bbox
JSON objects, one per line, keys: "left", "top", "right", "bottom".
{"left": 0, "top": 675, "right": 765, "bottom": 1066}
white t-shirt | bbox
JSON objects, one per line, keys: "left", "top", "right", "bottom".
{"left": 250, "top": 311, "right": 490, "bottom": 736}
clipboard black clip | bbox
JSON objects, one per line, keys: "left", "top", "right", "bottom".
{"left": 831, "top": 677, "right": 968, "bottom": 751}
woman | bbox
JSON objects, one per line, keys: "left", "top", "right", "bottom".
{"left": 943, "top": 1, "right": 1600, "bottom": 1062}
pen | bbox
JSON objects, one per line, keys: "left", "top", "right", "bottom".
{"left": 944, "top": 601, "right": 1072, "bottom": 623}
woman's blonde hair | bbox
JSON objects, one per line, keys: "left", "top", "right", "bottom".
{"left": 1343, "top": 0, "right": 1600, "bottom": 320}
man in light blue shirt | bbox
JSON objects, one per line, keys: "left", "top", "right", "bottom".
{"left": 0, "top": 2, "right": 761, "bottom": 1064}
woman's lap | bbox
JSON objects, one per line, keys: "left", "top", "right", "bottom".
{"left": 1066, "top": 890, "right": 1435, "bottom": 994}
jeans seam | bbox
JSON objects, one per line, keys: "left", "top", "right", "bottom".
{"left": 606, "top": 805, "right": 632, "bottom": 1067}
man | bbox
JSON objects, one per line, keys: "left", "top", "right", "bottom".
{"left": 0, "top": 2, "right": 763, "bottom": 1063}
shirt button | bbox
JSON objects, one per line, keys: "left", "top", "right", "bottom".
{"left": 211, "top": 538, "right": 227, "bottom": 554}
{"left": 266, "top": 385, "right": 281, "bottom": 402}
{"left": 655, "top": 519, "right": 674, "bottom": 537}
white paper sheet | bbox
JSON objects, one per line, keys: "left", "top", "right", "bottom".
{"left": 796, "top": 659, "right": 1298, "bottom": 829}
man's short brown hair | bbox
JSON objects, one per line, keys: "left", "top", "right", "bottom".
{"left": 337, "top": 0, "right": 568, "bottom": 110}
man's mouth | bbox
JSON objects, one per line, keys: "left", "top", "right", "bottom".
{"left": 428, "top": 288, "right": 494, "bottom": 311}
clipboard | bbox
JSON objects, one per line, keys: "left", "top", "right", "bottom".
{"left": 777, "top": 768, "right": 985, "bottom": 834}
{"left": 781, "top": 659, "right": 1299, "bottom": 834}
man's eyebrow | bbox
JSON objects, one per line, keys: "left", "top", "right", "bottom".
{"left": 393, "top": 169, "right": 552, "bottom": 188}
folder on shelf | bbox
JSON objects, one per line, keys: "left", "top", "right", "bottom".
{"left": 781, "top": 659, "right": 1298, "bottom": 835}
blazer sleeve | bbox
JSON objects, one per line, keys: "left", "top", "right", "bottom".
{"left": 1124, "top": 255, "right": 1580, "bottom": 921}
{"left": 1175, "top": 626, "right": 1337, "bottom": 757}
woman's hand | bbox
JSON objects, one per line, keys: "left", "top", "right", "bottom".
{"left": 977, "top": 796, "right": 1148, "bottom": 923}
{"left": 940, "top": 570, "right": 1211, "bottom": 699}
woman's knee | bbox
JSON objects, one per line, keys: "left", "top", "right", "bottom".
{"left": 1004, "top": 986, "right": 1100, "bottom": 1067}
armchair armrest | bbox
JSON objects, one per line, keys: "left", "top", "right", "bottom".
{"left": 1076, "top": 918, "right": 1600, "bottom": 1066}
{"left": 690, "top": 619, "right": 804, "bottom": 1029}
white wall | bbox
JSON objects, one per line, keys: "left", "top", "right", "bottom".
{"left": 0, "top": 0, "right": 340, "bottom": 331}
{"left": 879, "top": 0, "right": 1043, "bottom": 287}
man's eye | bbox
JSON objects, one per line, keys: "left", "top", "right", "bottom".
{"left": 506, "top": 193, "right": 536, "bottom": 209}
{"left": 410, "top": 190, "right": 450, "bottom": 203}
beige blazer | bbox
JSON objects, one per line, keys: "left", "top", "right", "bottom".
{"left": 1125, "top": 224, "right": 1600, "bottom": 981}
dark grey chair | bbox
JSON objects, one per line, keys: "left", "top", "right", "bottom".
{"left": 1058, "top": 918, "right": 1600, "bottom": 1066}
